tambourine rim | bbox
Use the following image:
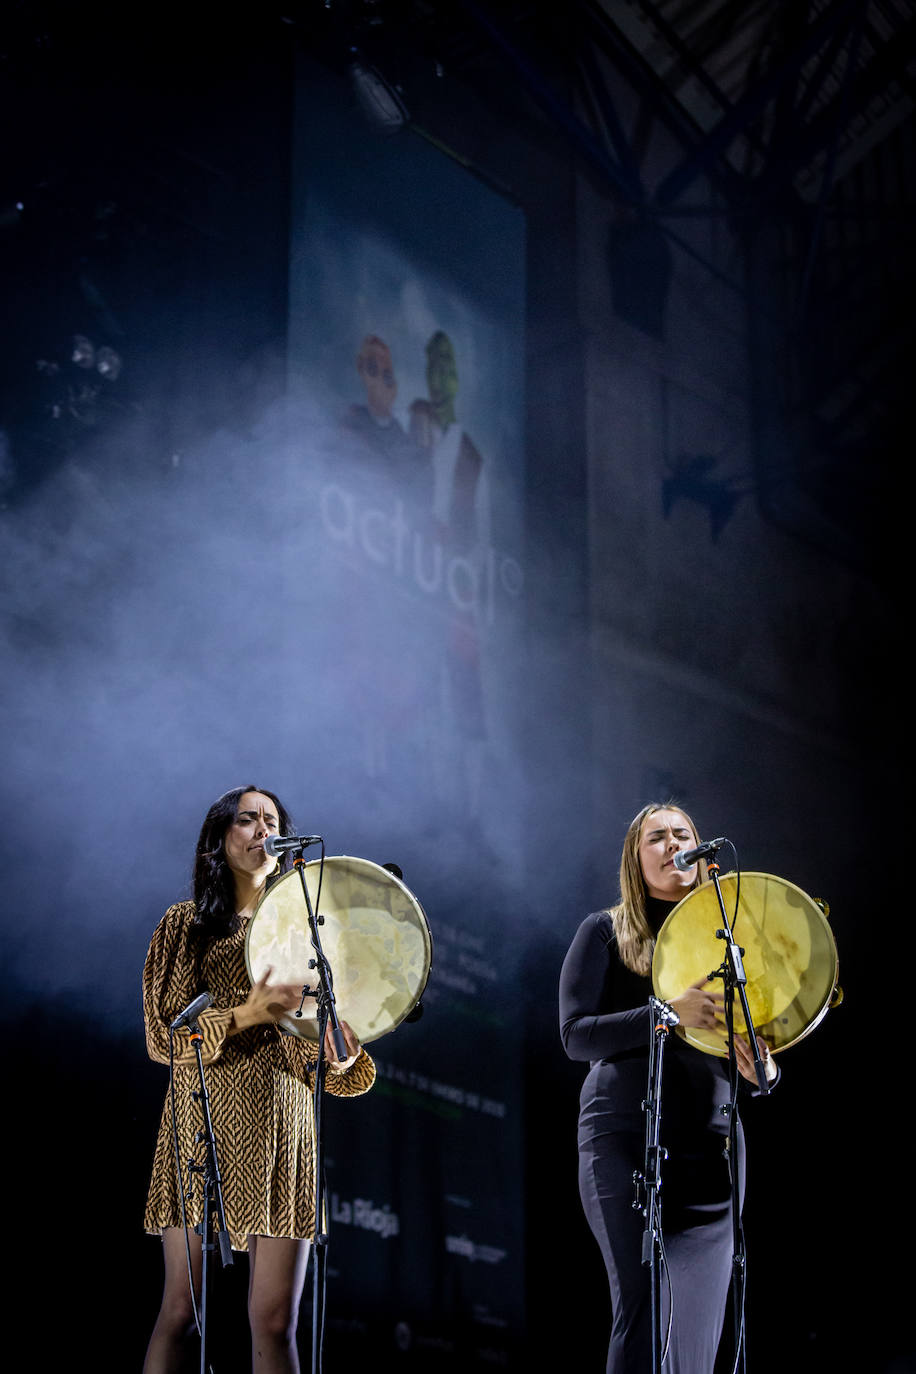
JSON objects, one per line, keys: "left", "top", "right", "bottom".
{"left": 244, "top": 854, "right": 432, "bottom": 1043}
{"left": 653, "top": 869, "right": 839, "bottom": 1058}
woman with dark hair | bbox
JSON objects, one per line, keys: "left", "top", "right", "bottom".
{"left": 559, "top": 802, "right": 777, "bottom": 1374}
{"left": 142, "top": 786, "right": 375, "bottom": 1374}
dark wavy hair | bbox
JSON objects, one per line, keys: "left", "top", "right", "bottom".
{"left": 191, "top": 784, "right": 296, "bottom": 936}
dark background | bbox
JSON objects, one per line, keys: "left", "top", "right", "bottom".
{"left": 2, "top": 4, "right": 909, "bottom": 1370}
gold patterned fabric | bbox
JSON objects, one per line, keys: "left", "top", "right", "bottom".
{"left": 143, "top": 902, "right": 376, "bottom": 1251}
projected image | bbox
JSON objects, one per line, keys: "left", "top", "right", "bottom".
{"left": 342, "top": 333, "right": 431, "bottom": 506}
{"left": 286, "top": 66, "right": 528, "bottom": 1367}
{"left": 289, "top": 121, "right": 526, "bottom": 865}
{"left": 334, "top": 324, "right": 494, "bottom": 788}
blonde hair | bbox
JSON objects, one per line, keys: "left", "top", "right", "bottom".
{"left": 608, "top": 801, "right": 702, "bottom": 976}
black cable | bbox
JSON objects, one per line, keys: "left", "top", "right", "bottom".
{"left": 312, "top": 841, "right": 326, "bottom": 929}
{"left": 309, "top": 855, "right": 329, "bottom": 1374}
{"left": 723, "top": 840, "right": 741, "bottom": 932}
{"left": 724, "top": 980, "right": 748, "bottom": 1374}
{"left": 169, "top": 1028, "right": 204, "bottom": 1340}
{"left": 658, "top": 1223, "right": 674, "bottom": 1364}
{"left": 168, "top": 1025, "right": 216, "bottom": 1373}
{"left": 729, "top": 1239, "right": 748, "bottom": 1374}
{"left": 318, "top": 1184, "right": 329, "bottom": 1374}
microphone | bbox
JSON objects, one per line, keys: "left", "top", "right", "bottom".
{"left": 263, "top": 833, "right": 322, "bottom": 857}
{"left": 673, "top": 837, "right": 728, "bottom": 871}
{"left": 170, "top": 991, "right": 212, "bottom": 1031}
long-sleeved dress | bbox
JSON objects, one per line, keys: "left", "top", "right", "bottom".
{"left": 559, "top": 902, "right": 749, "bottom": 1374}
{"left": 143, "top": 901, "right": 376, "bottom": 1250}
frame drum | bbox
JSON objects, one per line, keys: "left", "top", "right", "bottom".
{"left": 245, "top": 856, "right": 432, "bottom": 1045}
{"left": 652, "top": 871, "right": 839, "bottom": 1057}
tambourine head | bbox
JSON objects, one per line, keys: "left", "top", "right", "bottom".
{"left": 245, "top": 856, "right": 432, "bottom": 1044}
{"left": 652, "top": 872, "right": 839, "bottom": 1057}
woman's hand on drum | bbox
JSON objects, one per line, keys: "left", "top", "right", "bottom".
{"left": 667, "top": 979, "right": 778, "bottom": 1085}
{"left": 670, "top": 977, "right": 725, "bottom": 1030}
{"left": 323, "top": 1018, "right": 361, "bottom": 1073}
{"left": 232, "top": 968, "right": 303, "bottom": 1034}
{"left": 734, "top": 1033, "right": 778, "bottom": 1086}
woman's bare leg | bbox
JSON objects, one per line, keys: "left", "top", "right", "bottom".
{"left": 247, "top": 1235, "right": 311, "bottom": 1374}
{"left": 143, "top": 1227, "right": 203, "bottom": 1374}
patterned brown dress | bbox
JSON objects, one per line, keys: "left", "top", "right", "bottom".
{"left": 143, "top": 901, "right": 376, "bottom": 1250}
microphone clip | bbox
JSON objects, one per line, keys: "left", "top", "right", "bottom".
{"left": 649, "top": 995, "right": 680, "bottom": 1029}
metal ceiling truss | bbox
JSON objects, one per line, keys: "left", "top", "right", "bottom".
{"left": 442, "top": 1, "right": 913, "bottom": 562}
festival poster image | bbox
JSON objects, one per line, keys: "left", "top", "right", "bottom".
{"left": 287, "top": 83, "right": 526, "bottom": 874}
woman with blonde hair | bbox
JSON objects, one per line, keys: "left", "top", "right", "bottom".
{"left": 559, "top": 802, "right": 776, "bottom": 1374}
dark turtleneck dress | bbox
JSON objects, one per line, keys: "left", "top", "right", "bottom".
{"left": 559, "top": 897, "right": 746, "bottom": 1374}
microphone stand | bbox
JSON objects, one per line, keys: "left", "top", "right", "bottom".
{"left": 704, "top": 857, "right": 770, "bottom": 1374}
{"left": 288, "top": 842, "right": 348, "bottom": 1374}
{"left": 636, "top": 995, "right": 680, "bottom": 1374}
{"left": 311, "top": 999, "right": 331, "bottom": 1373}
{"left": 186, "top": 1017, "right": 234, "bottom": 1374}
